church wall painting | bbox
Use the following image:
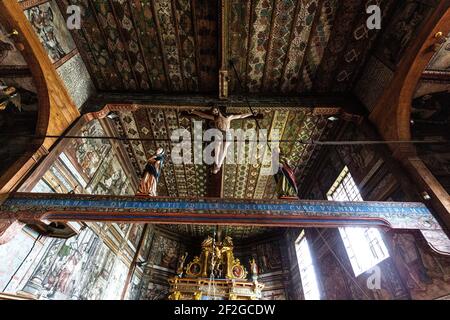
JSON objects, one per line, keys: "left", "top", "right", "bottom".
{"left": 411, "top": 91, "right": 450, "bottom": 193}
{"left": 255, "top": 241, "right": 282, "bottom": 274}
{"left": 0, "top": 24, "right": 27, "bottom": 66}
{"left": 24, "top": 0, "right": 76, "bottom": 63}
{"left": 128, "top": 224, "right": 144, "bottom": 249}
{"left": 64, "top": 120, "right": 111, "bottom": 183}
{"left": 19, "top": 0, "right": 96, "bottom": 110}
{"left": 374, "top": 0, "right": 436, "bottom": 69}
{"left": 0, "top": 229, "right": 45, "bottom": 292}
{"left": 425, "top": 31, "right": 450, "bottom": 71}
{"left": 303, "top": 228, "right": 411, "bottom": 300}
{"left": 149, "top": 233, "right": 184, "bottom": 271}
{"left": 87, "top": 152, "right": 133, "bottom": 196}
{"left": 233, "top": 235, "right": 290, "bottom": 300}
{"left": 56, "top": 53, "right": 96, "bottom": 110}
{"left": 135, "top": 230, "right": 188, "bottom": 300}
{"left": 389, "top": 231, "right": 450, "bottom": 300}
{"left": 141, "top": 282, "right": 170, "bottom": 300}
{"left": 17, "top": 227, "right": 131, "bottom": 300}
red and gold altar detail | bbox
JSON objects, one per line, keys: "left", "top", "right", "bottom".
{"left": 168, "top": 236, "right": 264, "bottom": 300}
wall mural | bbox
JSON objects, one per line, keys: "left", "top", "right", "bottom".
{"left": 256, "top": 241, "right": 282, "bottom": 274}
{"left": 390, "top": 232, "right": 450, "bottom": 300}
{"left": 296, "top": 121, "right": 450, "bottom": 300}
{"left": 65, "top": 120, "right": 111, "bottom": 182}
{"left": 141, "top": 282, "right": 170, "bottom": 300}
{"left": 426, "top": 31, "right": 450, "bottom": 71}
{"left": 87, "top": 153, "right": 133, "bottom": 196}
{"left": 149, "top": 233, "right": 183, "bottom": 271}
{"left": 304, "top": 228, "right": 411, "bottom": 300}
{"left": 0, "top": 24, "right": 27, "bottom": 66}
{"left": 412, "top": 91, "right": 450, "bottom": 193}
{"left": 20, "top": 228, "right": 126, "bottom": 300}
{"left": 375, "top": 0, "right": 435, "bottom": 68}
{"left": 137, "top": 231, "right": 187, "bottom": 300}
{"left": 0, "top": 118, "right": 142, "bottom": 300}
{"left": 128, "top": 224, "right": 144, "bottom": 248}
{"left": 25, "top": 0, "right": 76, "bottom": 63}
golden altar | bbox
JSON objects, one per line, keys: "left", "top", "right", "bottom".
{"left": 168, "top": 236, "right": 264, "bottom": 300}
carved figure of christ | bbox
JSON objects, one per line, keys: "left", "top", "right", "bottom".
{"left": 188, "top": 107, "right": 254, "bottom": 174}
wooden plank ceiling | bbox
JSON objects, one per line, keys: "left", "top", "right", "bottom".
{"left": 109, "top": 106, "right": 335, "bottom": 199}
{"left": 57, "top": 0, "right": 398, "bottom": 94}
{"left": 58, "top": 0, "right": 217, "bottom": 92}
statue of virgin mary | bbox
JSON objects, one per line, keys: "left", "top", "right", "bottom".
{"left": 137, "top": 147, "right": 165, "bottom": 196}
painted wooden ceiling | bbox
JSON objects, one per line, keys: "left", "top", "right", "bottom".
{"left": 58, "top": 0, "right": 217, "bottom": 92}
{"left": 57, "top": 0, "right": 398, "bottom": 94}
{"left": 110, "top": 106, "right": 334, "bottom": 198}
{"left": 156, "top": 224, "right": 281, "bottom": 241}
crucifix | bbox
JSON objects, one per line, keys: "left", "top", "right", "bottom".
{"left": 187, "top": 106, "right": 261, "bottom": 174}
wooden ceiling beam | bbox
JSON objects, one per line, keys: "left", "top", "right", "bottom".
{"left": 295, "top": 0, "right": 324, "bottom": 93}
{"left": 84, "top": 93, "right": 361, "bottom": 113}
{"left": 126, "top": 0, "right": 154, "bottom": 89}
{"left": 149, "top": 0, "right": 172, "bottom": 91}
{"left": 86, "top": 0, "right": 126, "bottom": 89}
{"left": 218, "top": 0, "right": 229, "bottom": 100}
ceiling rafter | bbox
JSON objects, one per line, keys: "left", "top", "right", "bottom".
{"left": 108, "top": 0, "right": 141, "bottom": 89}
{"left": 261, "top": 0, "right": 278, "bottom": 91}
{"left": 190, "top": 0, "right": 202, "bottom": 91}
{"left": 86, "top": 0, "right": 127, "bottom": 89}
{"left": 125, "top": 0, "right": 154, "bottom": 89}
{"left": 295, "top": 0, "right": 325, "bottom": 93}
{"left": 169, "top": 0, "right": 187, "bottom": 92}
{"left": 243, "top": 0, "right": 255, "bottom": 91}
{"left": 149, "top": 0, "right": 172, "bottom": 91}
{"left": 278, "top": 0, "right": 302, "bottom": 92}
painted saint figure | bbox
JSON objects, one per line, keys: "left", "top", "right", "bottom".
{"left": 187, "top": 107, "right": 261, "bottom": 174}
{"left": 137, "top": 147, "right": 165, "bottom": 196}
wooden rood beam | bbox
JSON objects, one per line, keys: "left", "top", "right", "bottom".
{"left": 1, "top": 192, "right": 450, "bottom": 254}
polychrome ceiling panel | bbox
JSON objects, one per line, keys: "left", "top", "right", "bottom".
{"left": 54, "top": 0, "right": 400, "bottom": 94}
{"left": 227, "top": 0, "right": 398, "bottom": 94}
{"left": 57, "top": 0, "right": 217, "bottom": 92}
{"left": 111, "top": 106, "right": 335, "bottom": 199}
{"left": 222, "top": 107, "right": 331, "bottom": 199}
{"left": 156, "top": 224, "right": 281, "bottom": 242}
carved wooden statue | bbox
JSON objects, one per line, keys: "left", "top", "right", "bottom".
{"left": 249, "top": 258, "right": 259, "bottom": 281}
{"left": 187, "top": 107, "right": 261, "bottom": 174}
{"left": 177, "top": 251, "right": 188, "bottom": 277}
{"left": 137, "top": 147, "right": 165, "bottom": 196}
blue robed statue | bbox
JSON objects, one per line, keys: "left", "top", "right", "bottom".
{"left": 137, "top": 147, "right": 165, "bottom": 196}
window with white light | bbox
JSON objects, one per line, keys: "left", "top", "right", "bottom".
{"left": 327, "top": 166, "right": 389, "bottom": 277}
{"left": 295, "top": 231, "right": 321, "bottom": 300}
